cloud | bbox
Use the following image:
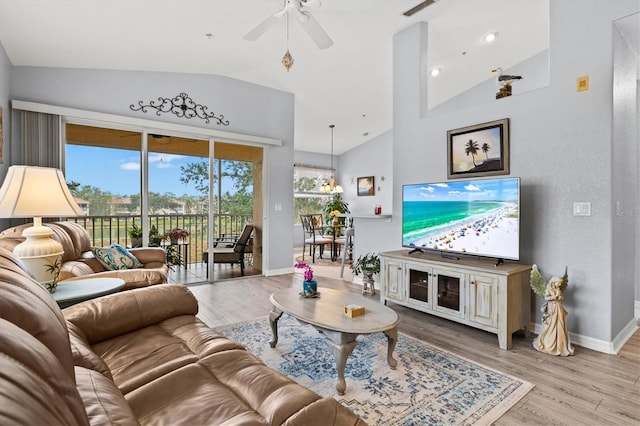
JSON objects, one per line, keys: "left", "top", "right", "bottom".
{"left": 148, "top": 153, "right": 185, "bottom": 169}
{"left": 433, "top": 183, "right": 449, "bottom": 188}
{"left": 120, "top": 162, "right": 140, "bottom": 171}
{"left": 464, "top": 184, "right": 481, "bottom": 191}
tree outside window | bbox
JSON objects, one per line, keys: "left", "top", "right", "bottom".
{"left": 293, "top": 165, "right": 332, "bottom": 224}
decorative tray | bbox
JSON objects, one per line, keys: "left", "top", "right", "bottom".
{"left": 299, "top": 291, "right": 321, "bottom": 299}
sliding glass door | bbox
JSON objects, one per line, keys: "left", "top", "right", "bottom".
{"left": 64, "top": 123, "right": 263, "bottom": 280}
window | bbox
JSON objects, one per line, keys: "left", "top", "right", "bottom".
{"left": 293, "top": 165, "right": 332, "bottom": 224}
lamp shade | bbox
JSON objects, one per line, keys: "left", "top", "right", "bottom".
{"left": 0, "top": 166, "right": 84, "bottom": 292}
{"left": 0, "top": 165, "right": 84, "bottom": 218}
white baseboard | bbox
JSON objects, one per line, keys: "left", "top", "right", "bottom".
{"left": 264, "top": 267, "right": 294, "bottom": 276}
{"left": 530, "top": 316, "right": 639, "bottom": 355}
{"left": 636, "top": 300, "right": 640, "bottom": 320}
{"left": 611, "top": 318, "right": 639, "bottom": 354}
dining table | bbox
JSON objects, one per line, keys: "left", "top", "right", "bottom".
{"left": 326, "top": 223, "right": 344, "bottom": 261}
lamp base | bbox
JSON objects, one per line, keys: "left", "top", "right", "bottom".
{"left": 13, "top": 224, "right": 64, "bottom": 293}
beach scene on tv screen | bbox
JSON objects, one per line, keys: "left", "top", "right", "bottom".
{"left": 403, "top": 178, "right": 519, "bottom": 259}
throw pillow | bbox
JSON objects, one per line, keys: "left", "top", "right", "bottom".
{"left": 92, "top": 244, "right": 143, "bottom": 271}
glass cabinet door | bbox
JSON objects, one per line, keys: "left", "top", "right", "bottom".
{"left": 434, "top": 269, "right": 464, "bottom": 317}
{"left": 409, "top": 269, "right": 429, "bottom": 302}
{"left": 406, "top": 264, "right": 432, "bottom": 309}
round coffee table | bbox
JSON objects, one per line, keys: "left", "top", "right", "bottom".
{"left": 52, "top": 277, "right": 126, "bottom": 308}
{"left": 269, "top": 287, "right": 399, "bottom": 395}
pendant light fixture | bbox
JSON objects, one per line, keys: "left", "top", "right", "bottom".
{"left": 281, "top": 10, "right": 294, "bottom": 71}
{"left": 320, "top": 124, "right": 343, "bottom": 194}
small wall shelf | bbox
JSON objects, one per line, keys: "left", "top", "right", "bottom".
{"left": 338, "top": 214, "right": 392, "bottom": 220}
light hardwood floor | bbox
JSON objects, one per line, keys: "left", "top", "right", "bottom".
{"left": 187, "top": 272, "right": 640, "bottom": 426}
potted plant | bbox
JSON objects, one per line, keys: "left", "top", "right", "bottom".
{"left": 149, "top": 225, "right": 161, "bottom": 247}
{"left": 323, "top": 194, "right": 350, "bottom": 236}
{"left": 294, "top": 261, "right": 317, "bottom": 297}
{"left": 351, "top": 252, "right": 380, "bottom": 296}
{"left": 164, "top": 244, "right": 183, "bottom": 270}
{"left": 165, "top": 228, "right": 190, "bottom": 245}
{"left": 128, "top": 223, "right": 143, "bottom": 247}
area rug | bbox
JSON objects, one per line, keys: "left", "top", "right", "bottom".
{"left": 295, "top": 254, "right": 343, "bottom": 267}
{"left": 216, "top": 315, "right": 534, "bottom": 425}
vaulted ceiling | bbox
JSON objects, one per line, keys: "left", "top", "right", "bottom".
{"left": 0, "top": 0, "right": 548, "bottom": 154}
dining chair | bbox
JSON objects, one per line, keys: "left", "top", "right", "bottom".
{"left": 338, "top": 225, "right": 355, "bottom": 278}
{"left": 300, "top": 214, "right": 333, "bottom": 263}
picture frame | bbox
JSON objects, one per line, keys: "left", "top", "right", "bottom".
{"left": 357, "top": 176, "right": 375, "bottom": 196}
{"left": 447, "top": 118, "right": 509, "bottom": 179}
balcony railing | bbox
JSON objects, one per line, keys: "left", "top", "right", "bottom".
{"left": 64, "top": 214, "right": 252, "bottom": 267}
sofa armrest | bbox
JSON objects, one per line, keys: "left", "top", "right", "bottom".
{"left": 63, "top": 285, "right": 198, "bottom": 344}
{"left": 129, "top": 247, "right": 167, "bottom": 265}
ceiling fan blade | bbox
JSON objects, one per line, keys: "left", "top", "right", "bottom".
{"left": 403, "top": 0, "right": 436, "bottom": 17}
{"left": 297, "top": 11, "right": 333, "bottom": 49}
{"left": 243, "top": 13, "right": 282, "bottom": 41}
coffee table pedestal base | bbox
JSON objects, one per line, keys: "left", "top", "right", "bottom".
{"left": 269, "top": 307, "right": 398, "bottom": 395}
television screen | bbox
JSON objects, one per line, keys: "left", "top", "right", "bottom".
{"left": 402, "top": 177, "right": 520, "bottom": 261}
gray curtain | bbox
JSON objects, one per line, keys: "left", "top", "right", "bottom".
{"left": 14, "top": 110, "right": 61, "bottom": 168}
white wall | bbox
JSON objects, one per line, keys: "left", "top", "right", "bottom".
{"left": 8, "top": 67, "right": 296, "bottom": 273}
{"left": 339, "top": 130, "right": 393, "bottom": 217}
{"left": 338, "top": 130, "right": 395, "bottom": 262}
{"left": 342, "top": 0, "right": 640, "bottom": 346}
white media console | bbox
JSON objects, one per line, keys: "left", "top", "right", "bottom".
{"left": 380, "top": 250, "right": 532, "bottom": 349}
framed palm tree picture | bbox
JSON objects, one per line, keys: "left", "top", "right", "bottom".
{"left": 447, "top": 118, "right": 509, "bottom": 179}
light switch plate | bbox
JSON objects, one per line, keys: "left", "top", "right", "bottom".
{"left": 573, "top": 202, "right": 591, "bottom": 216}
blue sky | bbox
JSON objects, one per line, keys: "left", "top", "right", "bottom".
{"left": 403, "top": 178, "right": 519, "bottom": 202}
{"left": 66, "top": 145, "right": 205, "bottom": 197}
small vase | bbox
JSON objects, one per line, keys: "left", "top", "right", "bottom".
{"left": 302, "top": 279, "right": 317, "bottom": 297}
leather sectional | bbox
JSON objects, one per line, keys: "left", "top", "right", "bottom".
{"left": 0, "top": 247, "right": 365, "bottom": 425}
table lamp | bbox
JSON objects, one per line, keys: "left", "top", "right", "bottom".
{"left": 0, "top": 165, "right": 84, "bottom": 292}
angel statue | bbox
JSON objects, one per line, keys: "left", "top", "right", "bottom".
{"left": 530, "top": 265, "right": 575, "bottom": 356}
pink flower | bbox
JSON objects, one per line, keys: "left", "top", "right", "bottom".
{"left": 304, "top": 268, "right": 313, "bottom": 281}
{"left": 294, "top": 261, "right": 314, "bottom": 281}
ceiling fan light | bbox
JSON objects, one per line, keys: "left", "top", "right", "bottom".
{"left": 282, "top": 49, "right": 294, "bottom": 71}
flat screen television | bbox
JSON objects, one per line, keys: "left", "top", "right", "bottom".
{"left": 402, "top": 177, "right": 520, "bottom": 261}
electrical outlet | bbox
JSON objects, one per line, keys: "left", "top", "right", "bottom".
{"left": 573, "top": 202, "right": 591, "bottom": 216}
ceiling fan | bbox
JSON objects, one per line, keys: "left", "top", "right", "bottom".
{"left": 243, "top": 0, "right": 333, "bottom": 50}
{"left": 403, "top": 0, "right": 437, "bottom": 17}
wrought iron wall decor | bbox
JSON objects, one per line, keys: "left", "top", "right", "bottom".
{"left": 130, "top": 92, "right": 230, "bottom": 126}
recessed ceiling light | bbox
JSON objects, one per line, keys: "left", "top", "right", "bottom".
{"left": 429, "top": 67, "right": 442, "bottom": 77}
{"left": 482, "top": 31, "right": 499, "bottom": 43}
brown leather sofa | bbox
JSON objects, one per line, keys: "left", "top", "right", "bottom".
{"left": 0, "top": 247, "right": 365, "bottom": 425}
{"left": 0, "top": 221, "right": 168, "bottom": 289}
